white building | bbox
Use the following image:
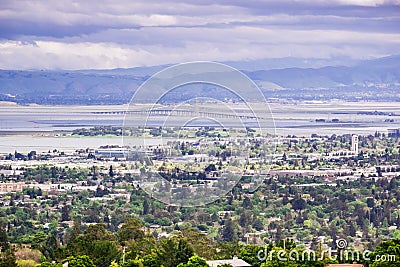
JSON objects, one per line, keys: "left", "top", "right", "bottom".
{"left": 351, "top": 135, "right": 358, "bottom": 155}
{"left": 207, "top": 256, "right": 251, "bottom": 267}
{"left": 0, "top": 182, "right": 26, "bottom": 193}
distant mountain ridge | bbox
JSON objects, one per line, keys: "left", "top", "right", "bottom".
{"left": 0, "top": 55, "right": 399, "bottom": 104}
{"left": 247, "top": 55, "right": 400, "bottom": 89}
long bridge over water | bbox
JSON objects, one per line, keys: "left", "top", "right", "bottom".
{"left": 92, "top": 109, "right": 270, "bottom": 120}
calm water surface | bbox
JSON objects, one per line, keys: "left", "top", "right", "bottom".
{"left": 1, "top": 102, "right": 399, "bottom": 153}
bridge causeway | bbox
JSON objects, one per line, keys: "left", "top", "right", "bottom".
{"left": 92, "top": 109, "right": 265, "bottom": 120}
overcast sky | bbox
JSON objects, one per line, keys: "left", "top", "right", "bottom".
{"left": 0, "top": 0, "right": 400, "bottom": 70}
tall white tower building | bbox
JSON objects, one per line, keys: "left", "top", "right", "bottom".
{"left": 351, "top": 135, "right": 358, "bottom": 155}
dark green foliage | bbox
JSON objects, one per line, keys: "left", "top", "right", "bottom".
{"left": 128, "top": 237, "right": 157, "bottom": 259}
{"left": 367, "top": 197, "right": 375, "bottom": 208}
{"left": 82, "top": 224, "right": 115, "bottom": 242}
{"left": 142, "top": 198, "right": 150, "bottom": 215}
{"left": 142, "top": 255, "right": 159, "bottom": 267}
{"left": 117, "top": 218, "right": 145, "bottom": 243}
{"left": 31, "top": 232, "right": 59, "bottom": 260}
{"left": 43, "top": 234, "right": 59, "bottom": 260}
{"left": 205, "top": 164, "right": 216, "bottom": 172}
{"left": 0, "top": 228, "right": 9, "bottom": 252}
{"left": 370, "top": 239, "right": 400, "bottom": 267}
{"left": 0, "top": 247, "right": 17, "bottom": 267}
{"left": 37, "top": 262, "right": 62, "bottom": 267}
{"left": 176, "top": 238, "right": 195, "bottom": 265}
{"left": 62, "top": 255, "right": 95, "bottom": 267}
{"left": 122, "top": 259, "right": 144, "bottom": 267}
{"left": 252, "top": 218, "right": 264, "bottom": 231}
{"left": 291, "top": 197, "right": 306, "bottom": 211}
{"left": 238, "top": 245, "right": 264, "bottom": 267}
{"left": 61, "top": 205, "right": 71, "bottom": 221}
{"left": 91, "top": 241, "right": 120, "bottom": 267}
{"left": 222, "top": 217, "right": 236, "bottom": 242}
{"left": 109, "top": 165, "right": 114, "bottom": 177}
{"left": 242, "top": 197, "right": 253, "bottom": 209}
{"left": 177, "top": 255, "right": 210, "bottom": 267}
{"left": 66, "top": 224, "right": 119, "bottom": 266}
{"left": 1, "top": 134, "right": 400, "bottom": 267}
{"left": 156, "top": 237, "right": 194, "bottom": 267}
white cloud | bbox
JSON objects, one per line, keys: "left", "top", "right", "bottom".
{"left": 337, "top": 0, "right": 399, "bottom": 6}
{"left": 0, "top": 0, "right": 399, "bottom": 69}
{"left": 1, "top": 24, "right": 399, "bottom": 70}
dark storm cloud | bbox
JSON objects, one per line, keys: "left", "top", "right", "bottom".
{"left": 201, "top": 0, "right": 400, "bottom": 16}
{"left": 0, "top": 19, "right": 113, "bottom": 39}
{"left": 0, "top": 0, "right": 399, "bottom": 69}
{"left": 1, "top": 0, "right": 399, "bottom": 39}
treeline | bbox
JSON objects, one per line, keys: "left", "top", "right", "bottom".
{"left": 2, "top": 223, "right": 400, "bottom": 267}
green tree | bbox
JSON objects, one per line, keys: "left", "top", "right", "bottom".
{"left": 370, "top": 239, "right": 400, "bottom": 267}
{"left": 128, "top": 236, "right": 156, "bottom": 259}
{"left": 177, "top": 255, "right": 210, "bottom": 267}
{"left": 239, "top": 210, "right": 251, "bottom": 228}
{"left": 215, "top": 241, "right": 241, "bottom": 260}
{"left": 31, "top": 231, "right": 53, "bottom": 259}
{"left": 31, "top": 232, "right": 48, "bottom": 251}
{"left": 142, "top": 199, "right": 150, "bottom": 215}
{"left": 0, "top": 247, "right": 17, "bottom": 267}
{"left": 367, "top": 197, "right": 375, "bottom": 208}
{"left": 117, "top": 218, "right": 145, "bottom": 243}
{"left": 91, "top": 241, "right": 120, "bottom": 267}
{"left": 142, "top": 254, "right": 159, "bottom": 267}
{"left": 0, "top": 228, "right": 9, "bottom": 252}
{"left": 68, "top": 220, "right": 82, "bottom": 244}
{"left": 238, "top": 245, "right": 264, "bottom": 267}
{"left": 156, "top": 237, "right": 194, "bottom": 267}
{"left": 109, "top": 165, "right": 114, "bottom": 177}
{"left": 291, "top": 197, "right": 306, "bottom": 211}
{"left": 176, "top": 238, "right": 195, "bottom": 265}
{"left": 252, "top": 218, "right": 264, "bottom": 231}
{"left": 83, "top": 224, "right": 115, "bottom": 242}
{"left": 67, "top": 225, "right": 119, "bottom": 267}
{"left": 181, "top": 228, "right": 216, "bottom": 260}
{"left": 42, "top": 234, "right": 59, "bottom": 261}
{"left": 222, "top": 218, "right": 236, "bottom": 242}
{"left": 67, "top": 235, "right": 92, "bottom": 257}
{"left": 260, "top": 247, "right": 297, "bottom": 267}
{"left": 242, "top": 197, "right": 253, "bottom": 209}
{"left": 122, "top": 259, "right": 144, "bottom": 267}
{"left": 156, "top": 238, "right": 176, "bottom": 267}
{"left": 37, "top": 262, "right": 61, "bottom": 267}
{"left": 63, "top": 255, "right": 95, "bottom": 267}
{"left": 61, "top": 205, "right": 71, "bottom": 221}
